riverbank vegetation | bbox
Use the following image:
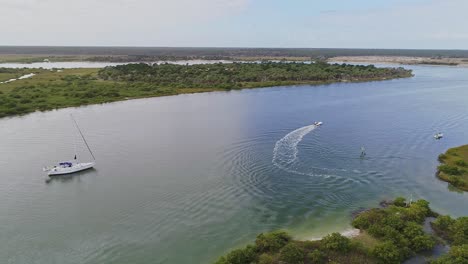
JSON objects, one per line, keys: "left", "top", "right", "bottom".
{"left": 98, "top": 62, "right": 412, "bottom": 88}
{"left": 437, "top": 145, "right": 468, "bottom": 191}
{"left": 215, "top": 198, "right": 468, "bottom": 264}
{"left": 0, "top": 62, "right": 412, "bottom": 118}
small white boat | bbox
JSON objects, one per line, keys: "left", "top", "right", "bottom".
{"left": 314, "top": 121, "right": 323, "bottom": 126}
{"left": 47, "top": 161, "right": 95, "bottom": 176}
{"left": 434, "top": 133, "right": 443, "bottom": 139}
{"left": 44, "top": 114, "right": 96, "bottom": 176}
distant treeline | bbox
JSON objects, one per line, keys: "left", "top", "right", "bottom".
{"left": 1, "top": 46, "right": 468, "bottom": 59}
{"left": 98, "top": 62, "right": 412, "bottom": 89}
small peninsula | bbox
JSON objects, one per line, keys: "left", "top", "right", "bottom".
{"left": 437, "top": 145, "right": 468, "bottom": 191}
{"left": 0, "top": 62, "right": 412, "bottom": 118}
{"left": 215, "top": 198, "right": 468, "bottom": 264}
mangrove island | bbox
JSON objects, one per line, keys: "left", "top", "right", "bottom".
{"left": 0, "top": 62, "right": 412, "bottom": 118}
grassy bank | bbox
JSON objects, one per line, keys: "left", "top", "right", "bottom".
{"left": 0, "top": 62, "right": 412, "bottom": 118}
{"left": 215, "top": 198, "right": 468, "bottom": 264}
{"left": 437, "top": 145, "right": 468, "bottom": 191}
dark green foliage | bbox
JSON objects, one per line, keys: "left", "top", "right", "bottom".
{"left": 455, "top": 160, "right": 468, "bottom": 167}
{"left": 393, "top": 197, "right": 407, "bottom": 207}
{"left": 307, "top": 249, "right": 326, "bottom": 264}
{"left": 433, "top": 215, "right": 456, "bottom": 232}
{"left": 257, "top": 253, "right": 275, "bottom": 264}
{"left": 279, "top": 243, "right": 305, "bottom": 263}
{"left": 431, "top": 244, "right": 468, "bottom": 264}
{"left": 215, "top": 245, "right": 257, "bottom": 264}
{"left": 98, "top": 62, "right": 412, "bottom": 89}
{"left": 438, "top": 154, "right": 447, "bottom": 162}
{"left": 255, "top": 231, "right": 291, "bottom": 253}
{"left": 371, "top": 241, "right": 402, "bottom": 264}
{"left": 438, "top": 164, "right": 462, "bottom": 175}
{"left": 320, "top": 233, "right": 351, "bottom": 253}
{"left": 352, "top": 200, "right": 436, "bottom": 262}
{"left": 353, "top": 209, "right": 386, "bottom": 230}
{"left": 410, "top": 235, "right": 436, "bottom": 252}
{"left": 451, "top": 217, "right": 468, "bottom": 246}
{"left": 433, "top": 215, "right": 468, "bottom": 246}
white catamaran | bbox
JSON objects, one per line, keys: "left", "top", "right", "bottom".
{"left": 44, "top": 115, "right": 96, "bottom": 176}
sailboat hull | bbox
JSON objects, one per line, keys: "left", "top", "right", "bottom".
{"left": 48, "top": 162, "right": 95, "bottom": 176}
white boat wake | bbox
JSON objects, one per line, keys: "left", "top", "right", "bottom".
{"left": 272, "top": 124, "right": 355, "bottom": 181}
{"left": 273, "top": 125, "right": 317, "bottom": 166}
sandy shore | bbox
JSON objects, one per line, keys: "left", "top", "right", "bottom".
{"left": 329, "top": 56, "right": 468, "bottom": 66}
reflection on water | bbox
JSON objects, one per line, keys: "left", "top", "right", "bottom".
{"left": 0, "top": 65, "right": 467, "bottom": 263}
{"left": 45, "top": 168, "right": 97, "bottom": 184}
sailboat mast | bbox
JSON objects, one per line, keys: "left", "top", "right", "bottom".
{"left": 70, "top": 114, "right": 96, "bottom": 161}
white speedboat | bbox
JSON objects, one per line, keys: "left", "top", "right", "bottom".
{"left": 44, "top": 114, "right": 96, "bottom": 176}
{"left": 314, "top": 121, "right": 323, "bottom": 126}
{"left": 434, "top": 133, "right": 443, "bottom": 139}
{"left": 47, "top": 161, "right": 95, "bottom": 176}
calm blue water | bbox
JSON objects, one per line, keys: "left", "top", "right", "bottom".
{"left": 0, "top": 65, "right": 467, "bottom": 263}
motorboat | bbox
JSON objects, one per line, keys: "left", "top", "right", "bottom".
{"left": 44, "top": 114, "right": 96, "bottom": 176}
{"left": 314, "top": 121, "right": 323, "bottom": 126}
{"left": 47, "top": 161, "right": 95, "bottom": 176}
{"left": 434, "top": 133, "right": 443, "bottom": 140}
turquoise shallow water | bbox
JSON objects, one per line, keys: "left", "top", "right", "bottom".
{"left": 0, "top": 65, "right": 467, "bottom": 263}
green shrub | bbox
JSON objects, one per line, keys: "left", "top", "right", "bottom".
{"left": 352, "top": 209, "right": 386, "bottom": 229}
{"left": 279, "top": 243, "right": 304, "bottom": 264}
{"left": 320, "top": 233, "right": 351, "bottom": 253}
{"left": 393, "top": 197, "right": 407, "bottom": 207}
{"left": 403, "top": 222, "right": 425, "bottom": 238}
{"left": 438, "top": 164, "right": 462, "bottom": 175}
{"left": 372, "top": 241, "right": 402, "bottom": 264}
{"left": 215, "top": 245, "right": 257, "bottom": 264}
{"left": 307, "top": 249, "right": 326, "bottom": 264}
{"left": 384, "top": 214, "right": 405, "bottom": 230}
{"left": 433, "top": 215, "right": 455, "bottom": 233}
{"left": 410, "top": 235, "right": 435, "bottom": 252}
{"left": 255, "top": 231, "right": 291, "bottom": 253}
{"left": 431, "top": 244, "right": 468, "bottom": 264}
{"left": 258, "top": 253, "right": 275, "bottom": 264}
{"left": 449, "top": 176, "right": 464, "bottom": 188}
{"left": 455, "top": 160, "right": 468, "bottom": 167}
{"left": 438, "top": 154, "right": 447, "bottom": 162}
{"left": 451, "top": 217, "right": 468, "bottom": 245}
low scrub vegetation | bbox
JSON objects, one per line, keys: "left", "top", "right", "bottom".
{"left": 437, "top": 145, "right": 468, "bottom": 191}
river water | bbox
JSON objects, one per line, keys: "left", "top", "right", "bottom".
{"left": 0, "top": 65, "right": 467, "bottom": 263}
{"left": 0, "top": 60, "right": 232, "bottom": 69}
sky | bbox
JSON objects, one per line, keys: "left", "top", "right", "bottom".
{"left": 0, "top": 0, "right": 467, "bottom": 49}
